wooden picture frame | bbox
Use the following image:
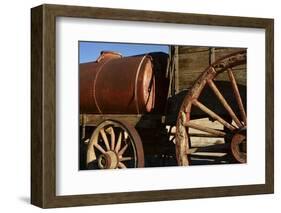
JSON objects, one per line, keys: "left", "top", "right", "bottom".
{"left": 31, "top": 4, "right": 274, "bottom": 208}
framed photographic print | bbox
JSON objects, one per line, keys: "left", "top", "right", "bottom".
{"left": 31, "top": 4, "right": 274, "bottom": 208}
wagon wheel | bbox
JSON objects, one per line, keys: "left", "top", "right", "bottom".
{"left": 86, "top": 120, "right": 144, "bottom": 169}
{"left": 175, "top": 50, "right": 247, "bottom": 166}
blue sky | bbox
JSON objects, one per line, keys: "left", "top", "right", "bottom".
{"left": 79, "top": 41, "right": 169, "bottom": 63}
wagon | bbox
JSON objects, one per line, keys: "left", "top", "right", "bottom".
{"left": 79, "top": 46, "right": 247, "bottom": 169}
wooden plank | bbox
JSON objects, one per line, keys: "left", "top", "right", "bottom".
{"left": 179, "top": 46, "right": 209, "bottom": 53}
{"left": 215, "top": 68, "right": 246, "bottom": 85}
{"left": 178, "top": 47, "right": 210, "bottom": 90}
{"left": 177, "top": 46, "right": 247, "bottom": 91}
{"left": 80, "top": 114, "right": 163, "bottom": 128}
{"left": 174, "top": 46, "right": 179, "bottom": 93}
{"left": 83, "top": 114, "right": 141, "bottom": 126}
{"left": 214, "top": 47, "right": 246, "bottom": 60}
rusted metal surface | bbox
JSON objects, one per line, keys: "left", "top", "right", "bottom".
{"left": 86, "top": 119, "right": 144, "bottom": 169}
{"left": 80, "top": 52, "right": 154, "bottom": 114}
{"left": 175, "top": 50, "right": 247, "bottom": 166}
{"left": 80, "top": 51, "right": 169, "bottom": 114}
{"left": 96, "top": 51, "right": 122, "bottom": 62}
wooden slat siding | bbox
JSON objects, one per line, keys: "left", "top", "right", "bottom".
{"left": 214, "top": 48, "right": 246, "bottom": 85}
{"left": 178, "top": 47, "right": 209, "bottom": 90}
{"left": 215, "top": 68, "right": 246, "bottom": 85}
{"left": 214, "top": 47, "right": 245, "bottom": 58}
{"left": 177, "top": 47, "right": 247, "bottom": 91}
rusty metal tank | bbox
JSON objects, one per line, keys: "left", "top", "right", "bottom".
{"left": 80, "top": 51, "right": 169, "bottom": 114}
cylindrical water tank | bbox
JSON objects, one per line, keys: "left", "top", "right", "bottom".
{"left": 79, "top": 51, "right": 156, "bottom": 114}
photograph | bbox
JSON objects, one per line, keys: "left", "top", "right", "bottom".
{"left": 30, "top": 3, "right": 274, "bottom": 208}
{"left": 78, "top": 42, "right": 247, "bottom": 170}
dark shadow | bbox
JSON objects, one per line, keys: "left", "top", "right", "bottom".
{"left": 166, "top": 81, "right": 246, "bottom": 124}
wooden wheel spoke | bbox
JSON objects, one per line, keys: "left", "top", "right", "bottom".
{"left": 227, "top": 68, "right": 247, "bottom": 125}
{"left": 169, "top": 135, "right": 175, "bottom": 143}
{"left": 100, "top": 128, "right": 110, "bottom": 151}
{"left": 94, "top": 143, "right": 106, "bottom": 154}
{"left": 105, "top": 126, "right": 115, "bottom": 150}
{"left": 86, "top": 145, "right": 96, "bottom": 164}
{"left": 118, "top": 162, "right": 127, "bottom": 169}
{"left": 115, "top": 132, "right": 122, "bottom": 152}
{"left": 207, "top": 79, "right": 243, "bottom": 128}
{"left": 86, "top": 120, "right": 144, "bottom": 169}
{"left": 175, "top": 51, "right": 247, "bottom": 166}
{"left": 119, "top": 156, "right": 132, "bottom": 162}
{"left": 124, "top": 132, "right": 129, "bottom": 141}
{"left": 185, "top": 121, "right": 226, "bottom": 137}
{"left": 192, "top": 99, "right": 236, "bottom": 131}
{"left": 118, "top": 144, "right": 128, "bottom": 156}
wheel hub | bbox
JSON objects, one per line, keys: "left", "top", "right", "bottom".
{"left": 231, "top": 132, "right": 246, "bottom": 163}
{"left": 98, "top": 151, "right": 119, "bottom": 169}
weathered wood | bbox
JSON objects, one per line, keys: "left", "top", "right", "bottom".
{"left": 207, "top": 79, "right": 243, "bottom": 127}
{"left": 80, "top": 114, "right": 164, "bottom": 128}
{"left": 177, "top": 47, "right": 247, "bottom": 91}
{"left": 179, "top": 46, "right": 209, "bottom": 53}
{"left": 210, "top": 48, "right": 216, "bottom": 64}
{"left": 81, "top": 114, "right": 143, "bottom": 126}
{"left": 228, "top": 69, "right": 247, "bottom": 124}
{"left": 189, "top": 133, "right": 224, "bottom": 138}
{"left": 174, "top": 46, "right": 179, "bottom": 93}
{"left": 214, "top": 47, "right": 245, "bottom": 60}
{"left": 185, "top": 121, "right": 226, "bottom": 137}
{"left": 192, "top": 99, "right": 235, "bottom": 131}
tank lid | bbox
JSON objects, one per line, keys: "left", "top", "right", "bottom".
{"left": 96, "top": 51, "right": 122, "bottom": 62}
